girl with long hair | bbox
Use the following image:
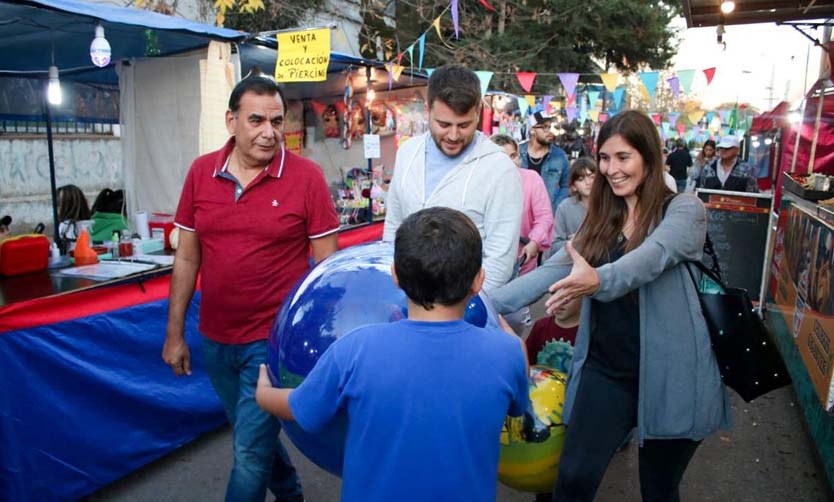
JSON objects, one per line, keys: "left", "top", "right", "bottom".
{"left": 492, "top": 110, "right": 729, "bottom": 501}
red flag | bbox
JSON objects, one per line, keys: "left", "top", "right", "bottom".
{"left": 567, "top": 93, "right": 576, "bottom": 107}
{"left": 651, "top": 113, "right": 662, "bottom": 125}
{"left": 515, "top": 72, "right": 536, "bottom": 93}
{"left": 478, "top": 0, "right": 497, "bottom": 11}
{"left": 396, "top": 53, "right": 404, "bottom": 66}
{"left": 703, "top": 67, "right": 716, "bottom": 85}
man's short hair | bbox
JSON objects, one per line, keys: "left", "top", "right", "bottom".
{"left": 427, "top": 64, "right": 481, "bottom": 115}
{"left": 228, "top": 74, "right": 286, "bottom": 113}
{"left": 394, "top": 207, "right": 482, "bottom": 310}
{"left": 675, "top": 138, "right": 686, "bottom": 148}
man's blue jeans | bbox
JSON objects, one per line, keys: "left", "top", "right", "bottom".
{"left": 202, "top": 337, "right": 303, "bottom": 502}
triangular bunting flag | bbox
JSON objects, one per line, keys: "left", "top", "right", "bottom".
{"left": 516, "top": 72, "right": 536, "bottom": 93}
{"left": 474, "top": 70, "right": 494, "bottom": 98}
{"left": 661, "top": 122, "right": 671, "bottom": 137}
{"left": 667, "top": 77, "right": 680, "bottom": 99}
{"left": 451, "top": 0, "right": 460, "bottom": 39}
{"left": 588, "top": 90, "right": 600, "bottom": 109}
{"left": 703, "top": 67, "right": 716, "bottom": 85}
{"left": 418, "top": 34, "right": 426, "bottom": 69}
{"left": 676, "top": 122, "right": 686, "bottom": 135}
{"left": 639, "top": 83, "right": 651, "bottom": 102}
{"left": 405, "top": 45, "right": 414, "bottom": 76}
{"left": 566, "top": 93, "right": 576, "bottom": 107}
{"left": 639, "top": 71, "right": 660, "bottom": 100}
{"left": 613, "top": 88, "right": 625, "bottom": 109}
{"left": 433, "top": 17, "right": 454, "bottom": 49}
{"left": 589, "top": 109, "right": 600, "bottom": 122}
{"left": 565, "top": 106, "right": 578, "bottom": 122}
{"left": 668, "top": 112, "right": 680, "bottom": 127}
{"left": 425, "top": 67, "right": 435, "bottom": 77}
{"left": 478, "top": 0, "right": 497, "bottom": 11}
{"left": 688, "top": 110, "right": 705, "bottom": 125}
{"left": 599, "top": 112, "right": 608, "bottom": 123}
{"left": 391, "top": 63, "right": 405, "bottom": 81}
{"left": 718, "top": 109, "right": 729, "bottom": 124}
{"left": 706, "top": 111, "right": 715, "bottom": 124}
{"left": 557, "top": 73, "right": 579, "bottom": 97}
{"left": 517, "top": 96, "right": 530, "bottom": 118}
{"left": 651, "top": 113, "right": 662, "bottom": 126}
{"left": 387, "top": 62, "right": 394, "bottom": 90}
{"left": 729, "top": 102, "right": 739, "bottom": 130}
{"left": 677, "top": 69, "right": 695, "bottom": 94}
{"left": 525, "top": 95, "right": 536, "bottom": 108}
{"left": 600, "top": 73, "right": 619, "bottom": 92}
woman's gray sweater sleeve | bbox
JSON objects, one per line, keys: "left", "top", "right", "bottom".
{"left": 490, "top": 248, "right": 572, "bottom": 314}
{"left": 593, "top": 194, "right": 706, "bottom": 303}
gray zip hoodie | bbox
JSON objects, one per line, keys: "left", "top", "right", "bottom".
{"left": 383, "top": 132, "right": 523, "bottom": 292}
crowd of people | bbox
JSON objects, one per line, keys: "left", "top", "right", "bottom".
{"left": 162, "top": 64, "right": 761, "bottom": 502}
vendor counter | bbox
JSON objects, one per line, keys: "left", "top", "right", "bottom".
{"left": 0, "top": 221, "right": 383, "bottom": 500}
{"left": 766, "top": 188, "right": 834, "bottom": 492}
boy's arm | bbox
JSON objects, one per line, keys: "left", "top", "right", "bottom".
{"left": 256, "top": 364, "right": 295, "bottom": 421}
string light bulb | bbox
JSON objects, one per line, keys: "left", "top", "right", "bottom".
{"left": 47, "top": 65, "right": 62, "bottom": 106}
{"left": 90, "top": 23, "right": 112, "bottom": 68}
{"left": 720, "top": 1, "right": 735, "bottom": 14}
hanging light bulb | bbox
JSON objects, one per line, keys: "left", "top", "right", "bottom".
{"left": 90, "top": 23, "right": 111, "bottom": 68}
{"left": 47, "top": 65, "right": 62, "bottom": 106}
{"left": 720, "top": 1, "right": 735, "bottom": 14}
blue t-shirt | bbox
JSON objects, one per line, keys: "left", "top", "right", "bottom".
{"left": 424, "top": 138, "right": 475, "bottom": 201}
{"left": 289, "top": 319, "right": 529, "bottom": 502}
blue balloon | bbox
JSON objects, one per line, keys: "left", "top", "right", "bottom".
{"left": 267, "top": 241, "right": 500, "bottom": 475}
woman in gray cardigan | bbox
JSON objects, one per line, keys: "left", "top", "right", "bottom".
{"left": 491, "top": 110, "right": 730, "bottom": 502}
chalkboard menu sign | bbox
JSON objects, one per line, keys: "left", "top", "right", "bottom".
{"left": 696, "top": 189, "right": 772, "bottom": 298}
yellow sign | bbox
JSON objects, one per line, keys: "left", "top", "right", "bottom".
{"left": 275, "top": 28, "right": 330, "bottom": 82}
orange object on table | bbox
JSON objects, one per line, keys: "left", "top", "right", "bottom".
{"left": 73, "top": 229, "right": 99, "bottom": 266}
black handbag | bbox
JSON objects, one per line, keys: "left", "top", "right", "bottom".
{"left": 686, "top": 259, "right": 791, "bottom": 402}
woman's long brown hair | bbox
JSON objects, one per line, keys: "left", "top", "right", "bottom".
{"left": 573, "top": 110, "right": 673, "bottom": 266}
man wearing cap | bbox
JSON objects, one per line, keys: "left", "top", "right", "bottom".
{"left": 665, "top": 138, "right": 693, "bottom": 193}
{"left": 696, "top": 136, "right": 758, "bottom": 193}
{"left": 519, "top": 112, "right": 570, "bottom": 214}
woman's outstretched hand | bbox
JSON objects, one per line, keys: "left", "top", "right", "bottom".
{"left": 544, "top": 241, "right": 600, "bottom": 315}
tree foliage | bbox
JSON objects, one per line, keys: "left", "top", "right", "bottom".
{"left": 393, "top": 0, "right": 682, "bottom": 94}
{"left": 196, "top": 0, "right": 324, "bottom": 30}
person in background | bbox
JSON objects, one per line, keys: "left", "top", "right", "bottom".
{"left": 163, "top": 74, "right": 339, "bottom": 502}
{"left": 696, "top": 136, "right": 759, "bottom": 193}
{"left": 491, "top": 133, "right": 554, "bottom": 333}
{"left": 0, "top": 215, "right": 11, "bottom": 239}
{"left": 490, "top": 109, "right": 729, "bottom": 502}
{"left": 665, "top": 138, "right": 692, "bottom": 193}
{"left": 383, "top": 64, "right": 522, "bottom": 292}
{"left": 56, "top": 184, "right": 91, "bottom": 242}
{"left": 525, "top": 296, "right": 580, "bottom": 366}
{"left": 663, "top": 165, "right": 678, "bottom": 194}
{"left": 520, "top": 112, "right": 571, "bottom": 214}
{"left": 256, "top": 207, "right": 529, "bottom": 502}
{"left": 551, "top": 158, "right": 596, "bottom": 255}
{"left": 691, "top": 139, "right": 717, "bottom": 181}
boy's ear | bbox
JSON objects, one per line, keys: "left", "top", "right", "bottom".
{"left": 470, "top": 267, "right": 485, "bottom": 295}
{"left": 391, "top": 263, "right": 400, "bottom": 288}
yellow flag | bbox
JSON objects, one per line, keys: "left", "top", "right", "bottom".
{"left": 525, "top": 95, "right": 536, "bottom": 108}
{"left": 589, "top": 109, "right": 600, "bottom": 122}
{"left": 639, "top": 83, "right": 650, "bottom": 101}
{"left": 275, "top": 28, "right": 331, "bottom": 82}
{"left": 391, "top": 63, "right": 405, "bottom": 81}
{"left": 433, "top": 17, "right": 454, "bottom": 48}
{"left": 549, "top": 100, "right": 562, "bottom": 111}
{"left": 688, "top": 110, "right": 705, "bottom": 124}
{"left": 600, "top": 73, "right": 619, "bottom": 92}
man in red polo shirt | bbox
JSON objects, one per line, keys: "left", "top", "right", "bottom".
{"left": 163, "top": 75, "right": 339, "bottom": 502}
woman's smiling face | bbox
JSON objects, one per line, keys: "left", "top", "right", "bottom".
{"left": 598, "top": 134, "right": 645, "bottom": 204}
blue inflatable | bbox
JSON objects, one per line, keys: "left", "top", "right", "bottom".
{"left": 267, "top": 241, "right": 499, "bottom": 475}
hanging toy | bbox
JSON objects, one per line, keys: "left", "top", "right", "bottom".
{"left": 342, "top": 74, "right": 354, "bottom": 149}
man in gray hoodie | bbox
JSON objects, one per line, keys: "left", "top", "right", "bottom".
{"left": 382, "top": 64, "right": 523, "bottom": 292}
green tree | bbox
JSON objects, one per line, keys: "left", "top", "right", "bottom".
{"left": 395, "top": 0, "right": 681, "bottom": 94}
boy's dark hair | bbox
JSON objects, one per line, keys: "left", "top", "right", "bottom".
{"left": 394, "top": 207, "right": 482, "bottom": 310}
{"left": 228, "top": 69, "right": 286, "bottom": 112}
{"left": 427, "top": 64, "right": 481, "bottom": 115}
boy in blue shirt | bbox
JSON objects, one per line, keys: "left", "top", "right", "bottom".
{"left": 256, "top": 206, "right": 530, "bottom": 501}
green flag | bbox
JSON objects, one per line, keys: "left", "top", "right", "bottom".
{"left": 729, "top": 102, "right": 739, "bottom": 131}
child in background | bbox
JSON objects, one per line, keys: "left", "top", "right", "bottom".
{"left": 525, "top": 297, "right": 580, "bottom": 366}
{"left": 256, "top": 207, "right": 530, "bottom": 502}
{"left": 551, "top": 158, "right": 596, "bottom": 255}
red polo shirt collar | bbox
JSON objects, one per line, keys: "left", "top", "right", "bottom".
{"left": 210, "top": 137, "right": 286, "bottom": 179}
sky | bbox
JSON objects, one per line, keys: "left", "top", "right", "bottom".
{"left": 670, "top": 17, "right": 823, "bottom": 112}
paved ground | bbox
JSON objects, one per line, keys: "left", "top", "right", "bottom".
{"left": 84, "top": 299, "right": 834, "bottom": 501}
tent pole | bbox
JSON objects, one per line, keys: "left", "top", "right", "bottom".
{"left": 366, "top": 65, "right": 373, "bottom": 224}
{"left": 43, "top": 91, "right": 60, "bottom": 248}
